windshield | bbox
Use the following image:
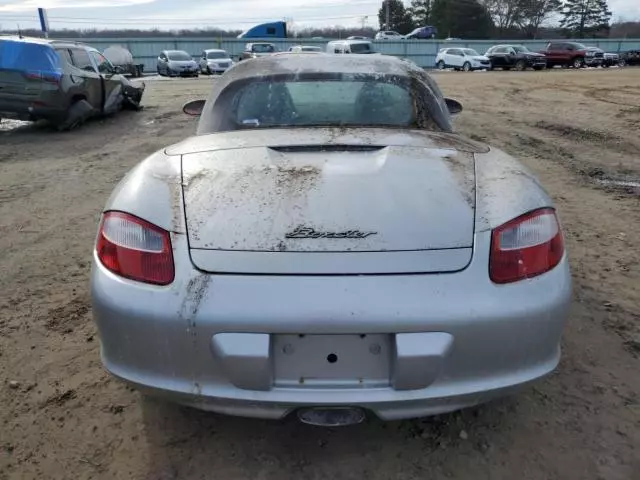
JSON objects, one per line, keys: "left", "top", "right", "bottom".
{"left": 253, "top": 44, "right": 275, "bottom": 53}
{"left": 220, "top": 76, "right": 415, "bottom": 130}
{"left": 462, "top": 49, "right": 479, "bottom": 56}
{"left": 168, "top": 51, "right": 192, "bottom": 61}
{"left": 350, "top": 43, "right": 373, "bottom": 54}
{"left": 573, "top": 43, "right": 587, "bottom": 50}
{"left": 0, "top": 40, "right": 60, "bottom": 71}
{"left": 207, "top": 52, "right": 229, "bottom": 59}
{"left": 513, "top": 46, "right": 530, "bottom": 53}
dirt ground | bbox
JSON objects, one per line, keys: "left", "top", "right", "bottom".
{"left": 1, "top": 68, "right": 639, "bottom": 480}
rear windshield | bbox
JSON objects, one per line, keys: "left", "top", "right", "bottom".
{"left": 350, "top": 43, "right": 373, "bottom": 54}
{"left": 302, "top": 46, "right": 321, "bottom": 52}
{"left": 168, "top": 51, "right": 192, "bottom": 61}
{"left": 0, "top": 40, "right": 60, "bottom": 71}
{"left": 207, "top": 52, "right": 229, "bottom": 59}
{"left": 230, "top": 77, "right": 413, "bottom": 129}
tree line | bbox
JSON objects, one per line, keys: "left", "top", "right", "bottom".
{"left": 380, "top": 0, "right": 617, "bottom": 39}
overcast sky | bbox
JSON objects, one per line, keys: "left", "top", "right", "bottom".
{"left": 0, "top": 0, "right": 637, "bottom": 31}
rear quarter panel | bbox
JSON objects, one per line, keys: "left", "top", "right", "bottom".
{"left": 474, "top": 147, "right": 553, "bottom": 232}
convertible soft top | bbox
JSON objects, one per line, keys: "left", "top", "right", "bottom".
{"left": 196, "top": 53, "right": 450, "bottom": 135}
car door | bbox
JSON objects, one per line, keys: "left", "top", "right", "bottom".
{"left": 505, "top": 47, "right": 518, "bottom": 67}
{"left": 547, "top": 43, "right": 562, "bottom": 64}
{"left": 449, "top": 49, "right": 463, "bottom": 67}
{"left": 441, "top": 49, "right": 453, "bottom": 66}
{"left": 68, "top": 47, "right": 103, "bottom": 110}
{"left": 490, "top": 47, "right": 506, "bottom": 67}
{"left": 89, "top": 50, "right": 123, "bottom": 114}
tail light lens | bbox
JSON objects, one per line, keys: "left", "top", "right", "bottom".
{"left": 22, "top": 70, "right": 62, "bottom": 84}
{"left": 489, "top": 208, "right": 564, "bottom": 284}
{"left": 96, "top": 212, "right": 174, "bottom": 285}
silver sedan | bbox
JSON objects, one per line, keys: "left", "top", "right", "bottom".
{"left": 91, "top": 53, "right": 571, "bottom": 427}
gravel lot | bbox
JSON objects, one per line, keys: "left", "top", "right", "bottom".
{"left": 1, "top": 68, "right": 639, "bottom": 480}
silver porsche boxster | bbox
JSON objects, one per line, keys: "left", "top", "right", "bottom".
{"left": 91, "top": 53, "right": 571, "bottom": 426}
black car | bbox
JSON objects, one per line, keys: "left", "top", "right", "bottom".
{"left": 621, "top": 50, "right": 640, "bottom": 66}
{"left": 485, "top": 44, "right": 547, "bottom": 71}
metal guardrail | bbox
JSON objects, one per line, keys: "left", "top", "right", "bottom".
{"left": 59, "top": 37, "right": 640, "bottom": 71}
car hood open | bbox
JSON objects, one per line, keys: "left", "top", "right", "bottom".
{"left": 178, "top": 130, "right": 479, "bottom": 275}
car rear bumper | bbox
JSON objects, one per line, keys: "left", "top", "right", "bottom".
{"left": 90, "top": 232, "right": 572, "bottom": 421}
{"left": 0, "top": 98, "right": 64, "bottom": 121}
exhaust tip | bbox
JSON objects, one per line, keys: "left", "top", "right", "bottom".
{"left": 296, "top": 407, "right": 366, "bottom": 427}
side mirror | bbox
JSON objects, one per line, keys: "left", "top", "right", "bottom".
{"left": 183, "top": 99, "right": 205, "bottom": 116}
{"left": 113, "top": 65, "right": 124, "bottom": 74}
{"left": 444, "top": 98, "right": 463, "bottom": 115}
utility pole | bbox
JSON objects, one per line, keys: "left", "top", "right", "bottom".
{"left": 385, "top": 0, "right": 390, "bottom": 30}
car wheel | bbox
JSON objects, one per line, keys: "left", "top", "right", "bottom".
{"left": 436, "top": 60, "right": 445, "bottom": 70}
{"left": 206, "top": 66, "right": 212, "bottom": 75}
{"left": 572, "top": 57, "right": 584, "bottom": 68}
{"left": 462, "top": 62, "right": 471, "bottom": 72}
{"left": 514, "top": 60, "right": 526, "bottom": 71}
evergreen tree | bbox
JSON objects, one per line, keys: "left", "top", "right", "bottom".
{"left": 378, "top": 0, "right": 416, "bottom": 33}
{"left": 559, "top": 0, "right": 612, "bottom": 38}
{"left": 431, "top": 0, "right": 494, "bottom": 38}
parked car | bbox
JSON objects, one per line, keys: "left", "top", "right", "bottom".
{"left": 375, "top": 31, "right": 403, "bottom": 40}
{"left": 157, "top": 50, "right": 199, "bottom": 77}
{"left": 91, "top": 53, "right": 571, "bottom": 427}
{"left": 485, "top": 45, "right": 547, "bottom": 71}
{"left": 435, "top": 47, "right": 491, "bottom": 71}
{"left": 327, "top": 40, "right": 375, "bottom": 55}
{"left": 288, "top": 45, "right": 323, "bottom": 53}
{"left": 199, "top": 49, "right": 234, "bottom": 75}
{"left": 239, "top": 42, "right": 277, "bottom": 61}
{"left": 539, "top": 42, "right": 604, "bottom": 68}
{"left": 0, "top": 36, "right": 144, "bottom": 130}
{"left": 602, "top": 52, "right": 621, "bottom": 68}
{"left": 621, "top": 50, "right": 640, "bottom": 66}
{"left": 404, "top": 26, "right": 437, "bottom": 39}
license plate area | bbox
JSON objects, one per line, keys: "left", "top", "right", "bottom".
{"left": 273, "top": 334, "right": 391, "bottom": 389}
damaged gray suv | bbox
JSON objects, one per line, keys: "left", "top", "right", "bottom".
{"left": 0, "top": 36, "right": 145, "bottom": 130}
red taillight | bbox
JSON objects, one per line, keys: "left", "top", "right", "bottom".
{"left": 489, "top": 208, "right": 564, "bottom": 284}
{"left": 22, "top": 70, "right": 61, "bottom": 84}
{"left": 96, "top": 212, "right": 174, "bottom": 285}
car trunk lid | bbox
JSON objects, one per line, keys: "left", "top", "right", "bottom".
{"left": 181, "top": 132, "right": 477, "bottom": 275}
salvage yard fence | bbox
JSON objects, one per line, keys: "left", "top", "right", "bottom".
{"left": 67, "top": 37, "right": 640, "bottom": 71}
